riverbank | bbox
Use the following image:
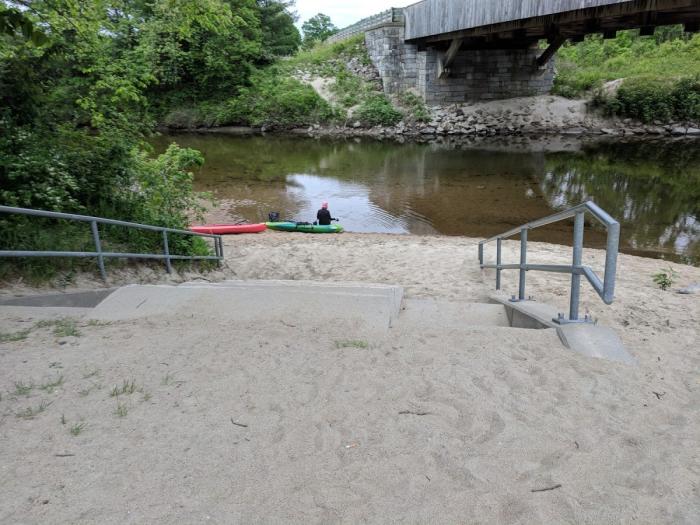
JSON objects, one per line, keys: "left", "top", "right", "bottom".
{"left": 165, "top": 93, "right": 700, "bottom": 139}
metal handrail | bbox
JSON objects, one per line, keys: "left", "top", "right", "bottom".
{"left": 0, "top": 205, "right": 224, "bottom": 280}
{"left": 478, "top": 200, "right": 620, "bottom": 324}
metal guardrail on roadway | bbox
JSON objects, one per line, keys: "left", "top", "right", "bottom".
{"left": 478, "top": 201, "right": 620, "bottom": 324}
{"left": 0, "top": 205, "right": 224, "bottom": 280}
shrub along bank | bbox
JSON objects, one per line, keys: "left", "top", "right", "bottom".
{"left": 162, "top": 34, "right": 423, "bottom": 130}
{"left": 0, "top": 0, "right": 300, "bottom": 280}
{"left": 554, "top": 28, "right": 700, "bottom": 122}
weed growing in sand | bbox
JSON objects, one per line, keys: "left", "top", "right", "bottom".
{"left": 13, "top": 381, "right": 34, "bottom": 397}
{"left": 653, "top": 267, "right": 679, "bottom": 291}
{"left": 335, "top": 339, "right": 369, "bottom": 349}
{"left": 35, "top": 318, "right": 81, "bottom": 337}
{"left": 53, "top": 319, "right": 81, "bottom": 337}
{"left": 70, "top": 422, "right": 87, "bottom": 436}
{"left": 161, "top": 372, "right": 186, "bottom": 387}
{"left": 16, "top": 400, "right": 51, "bottom": 419}
{"left": 82, "top": 368, "right": 100, "bottom": 379}
{"left": 86, "top": 320, "right": 111, "bottom": 327}
{"left": 110, "top": 379, "right": 139, "bottom": 397}
{"left": 142, "top": 392, "right": 152, "bottom": 402}
{"left": 0, "top": 329, "right": 30, "bottom": 343}
{"left": 39, "top": 375, "right": 64, "bottom": 393}
{"left": 78, "top": 383, "right": 102, "bottom": 397}
{"left": 114, "top": 400, "right": 128, "bottom": 417}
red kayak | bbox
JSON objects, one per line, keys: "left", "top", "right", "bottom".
{"left": 189, "top": 223, "right": 267, "bottom": 235}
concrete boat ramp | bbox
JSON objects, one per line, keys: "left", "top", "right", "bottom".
{"left": 1, "top": 280, "right": 634, "bottom": 364}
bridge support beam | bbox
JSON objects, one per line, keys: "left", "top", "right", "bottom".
{"left": 536, "top": 35, "right": 567, "bottom": 68}
{"left": 437, "top": 38, "right": 463, "bottom": 78}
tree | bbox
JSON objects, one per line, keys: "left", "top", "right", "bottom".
{"left": 257, "top": 0, "right": 301, "bottom": 57}
{"left": 301, "top": 13, "right": 336, "bottom": 48}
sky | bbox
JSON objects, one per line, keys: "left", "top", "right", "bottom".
{"left": 294, "top": 1, "right": 415, "bottom": 31}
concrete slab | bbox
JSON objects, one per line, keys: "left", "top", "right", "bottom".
{"left": 0, "top": 289, "right": 116, "bottom": 308}
{"left": 395, "top": 298, "right": 510, "bottom": 330}
{"left": 558, "top": 323, "right": 636, "bottom": 365}
{"left": 179, "top": 280, "right": 404, "bottom": 320}
{"left": 89, "top": 281, "right": 404, "bottom": 334}
{"left": 489, "top": 294, "right": 636, "bottom": 365}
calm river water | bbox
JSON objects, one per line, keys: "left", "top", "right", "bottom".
{"left": 153, "top": 133, "right": 700, "bottom": 264}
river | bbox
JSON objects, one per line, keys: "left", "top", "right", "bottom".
{"left": 152, "top": 133, "right": 700, "bottom": 265}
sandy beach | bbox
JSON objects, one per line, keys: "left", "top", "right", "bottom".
{"left": 1, "top": 232, "right": 699, "bottom": 523}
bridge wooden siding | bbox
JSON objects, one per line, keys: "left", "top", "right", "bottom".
{"left": 405, "top": 0, "right": 700, "bottom": 42}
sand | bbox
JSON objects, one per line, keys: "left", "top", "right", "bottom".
{"left": 1, "top": 232, "right": 699, "bottom": 523}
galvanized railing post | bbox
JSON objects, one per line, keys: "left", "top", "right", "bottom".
{"left": 162, "top": 231, "right": 172, "bottom": 273}
{"left": 496, "top": 238, "right": 502, "bottom": 290}
{"left": 475, "top": 201, "right": 619, "bottom": 314}
{"left": 90, "top": 221, "right": 107, "bottom": 281}
{"left": 569, "top": 211, "right": 585, "bottom": 321}
{"left": 518, "top": 228, "right": 527, "bottom": 300}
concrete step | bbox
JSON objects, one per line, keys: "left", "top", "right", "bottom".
{"left": 395, "top": 298, "right": 509, "bottom": 331}
{"left": 88, "top": 281, "right": 404, "bottom": 334}
{"left": 0, "top": 289, "right": 115, "bottom": 308}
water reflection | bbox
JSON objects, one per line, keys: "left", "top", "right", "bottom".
{"left": 151, "top": 134, "right": 700, "bottom": 264}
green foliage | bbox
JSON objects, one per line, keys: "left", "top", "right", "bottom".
{"left": 301, "top": 13, "right": 337, "bottom": 49}
{"left": 197, "top": 70, "right": 337, "bottom": 128}
{"left": 0, "top": 329, "right": 30, "bottom": 343}
{"left": 330, "top": 69, "right": 365, "bottom": 107}
{"left": 0, "top": 1, "right": 245, "bottom": 279}
{"left": 553, "top": 29, "right": 700, "bottom": 97}
{"left": 289, "top": 34, "right": 368, "bottom": 73}
{"left": 652, "top": 267, "right": 679, "bottom": 290}
{"left": 257, "top": 0, "right": 301, "bottom": 57}
{"left": 593, "top": 76, "right": 700, "bottom": 123}
{"left": 398, "top": 91, "right": 430, "bottom": 123}
{"left": 0, "top": 7, "right": 48, "bottom": 45}
{"left": 354, "top": 94, "right": 403, "bottom": 126}
{"left": 143, "top": 0, "right": 264, "bottom": 108}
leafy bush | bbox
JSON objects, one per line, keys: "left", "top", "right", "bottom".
{"left": 594, "top": 76, "right": 700, "bottom": 123}
{"left": 652, "top": 267, "right": 679, "bottom": 290}
{"left": 0, "top": 142, "right": 210, "bottom": 280}
{"left": 553, "top": 30, "right": 700, "bottom": 98}
{"left": 290, "top": 34, "right": 368, "bottom": 70}
{"left": 330, "top": 69, "right": 365, "bottom": 108}
{"left": 353, "top": 94, "right": 403, "bottom": 126}
{"left": 212, "top": 71, "right": 336, "bottom": 128}
{"left": 398, "top": 91, "right": 430, "bottom": 123}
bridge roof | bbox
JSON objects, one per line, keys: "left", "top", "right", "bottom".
{"left": 405, "top": 0, "right": 649, "bottom": 41}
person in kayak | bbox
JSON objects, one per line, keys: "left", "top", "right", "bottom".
{"left": 316, "top": 202, "right": 335, "bottom": 226}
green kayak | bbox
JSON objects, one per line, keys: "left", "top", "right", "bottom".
{"left": 265, "top": 222, "right": 344, "bottom": 234}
